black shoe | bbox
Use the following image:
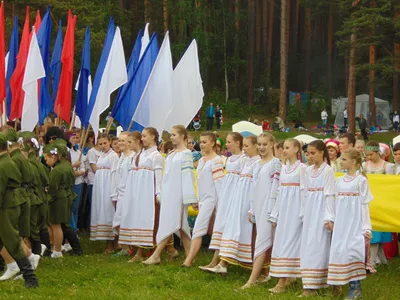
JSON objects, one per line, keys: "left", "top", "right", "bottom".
{"left": 0, "top": 256, "right": 5, "bottom": 273}
{"left": 31, "top": 240, "right": 42, "bottom": 256}
{"left": 39, "top": 228, "right": 52, "bottom": 254}
{"left": 15, "top": 257, "right": 39, "bottom": 288}
{"left": 62, "top": 224, "right": 83, "bottom": 255}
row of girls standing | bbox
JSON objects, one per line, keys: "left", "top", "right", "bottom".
{"left": 90, "top": 126, "right": 197, "bottom": 261}
{"left": 191, "top": 134, "right": 372, "bottom": 299}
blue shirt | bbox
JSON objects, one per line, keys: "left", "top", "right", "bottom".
{"left": 206, "top": 106, "right": 215, "bottom": 118}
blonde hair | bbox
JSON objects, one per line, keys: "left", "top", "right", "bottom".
{"left": 342, "top": 148, "right": 367, "bottom": 177}
{"left": 172, "top": 125, "right": 188, "bottom": 141}
{"left": 244, "top": 135, "right": 258, "bottom": 146}
{"left": 258, "top": 133, "right": 275, "bottom": 155}
{"left": 227, "top": 132, "right": 243, "bottom": 150}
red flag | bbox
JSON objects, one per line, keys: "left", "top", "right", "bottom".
{"left": 33, "top": 10, "right": 41, "bottom": 34}
{"left": 9, "top": 6, "right": 30, "bottom": 121}
{"left": 0, "top": 2, "right": 5, "bottom": 115}
{"left": 54, "top": 10, "right": 76, "bottom": 123}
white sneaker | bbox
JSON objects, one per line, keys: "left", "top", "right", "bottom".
{"left": 41, "top": 244, "right": 47, "bottom": 256}
{"left": 63, "top": 243, "right": 73, "bottom": 253}
{"left": 51, "top": 251, "right": 63, "bottom": 259}
{"left": 204, "top": 264, "right": 228, "bottom": 274}
{"left": 29, "top": 254, "right": 41, "bottom": 270}
{"left": 0, "top": 267, "right": 20, "bottom": 281}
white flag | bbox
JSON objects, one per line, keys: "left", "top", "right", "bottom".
{"left": 140, "top": 23, "right": 150, "bottom": 60}
{"left": 165, "top": 40, "right": 204, "bottom": 132}
{"left": 1, "top": 52, "right": 8, "bottom": 124}
{"left": 21, "top": 30, "right": 45, "bottom": 132}
{"left": 133, "top": 32, "right": 173, "bottom": 135}
{"left": 89, "top": 27, "right": 127, "bottom": 139}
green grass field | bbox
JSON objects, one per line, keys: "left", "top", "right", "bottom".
{"left": 1, "top": 238, "right": 400, "bottom": 300}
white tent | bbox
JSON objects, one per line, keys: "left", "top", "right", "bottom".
{"left": 294, "top": 134, "right": 318, "bottom": 144}
{"left": 393, "top": 135, "right": 400, "bottom": 146}
{"left": 333, "top": 94, "right": 391, "bottom": 129}
{"left": 232, "top": 121, "right": 263, "bottom": 137}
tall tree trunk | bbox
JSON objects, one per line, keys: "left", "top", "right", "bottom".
{"left": 327, "top": 2, "right": 333, "bottom": 100}
{"left": 345, "top": 50, "right": 349, "bottom": 96}
{"left": 234, "top": 0, "right": 240, "bottom": 97}
{"left": 305, "top": 8, "right": 311, "bottom": 92}
{"left": 163, "top": 0, "right": 169, "bottom": 32}
{"left": 286, "top": 0, "right": 290, "bottom": 55}
{"left": 267, "top": 0, "right": 275, "bottom": 85}
{"left": 221, "top": 0, "right": 228, "bottom": 103}
{"left": 248, "top": 0, "right": 256, "bottom": 105}
{"left": 144, "top": 0, "right": 151, "bottom": 23}
{"left": 294, "top": 0, "right": 300, "bottom": 52}
{"left": 256, "top": 0, "right": 261, "bottom": 54}
{"left": 394, "top": 7, "right": 400, "bottom": 112}
{"left": 262, "top": 0, "right": 268, "bottom": 58}
{"left": 368, "top": 0, "right": 376, "bottom": 126}
{"left": 280, "top": 0, "right": 288, "bottom": 119}
{"left": 348, "top": 33, "right": 357, "bottom": 134}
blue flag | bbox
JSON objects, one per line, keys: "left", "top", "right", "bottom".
{"left": 114, "top": 33, "right": 159, "bottom": 131}
{"left": 50, "top": 20, "right": 63, "bottom": 109}
{"left": 76, "top": 27, "right": 91, "bottom": 126}
{"left": 37, "top": 6, "right": 52, "bottom": 124}
{"left": 84, "top": 18, "right": 115, "bottom": 129}
{"left": 6, "top": 16, "right": 18, "bottom": 118}
{"left": 111, "top": 29, "right": 143, "bottom": 118}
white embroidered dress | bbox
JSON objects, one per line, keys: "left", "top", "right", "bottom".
{"left": 250, "top": 158, "right": 281, "bottom": 259}
{"left": 118, "top": 152, "right": 139, "bottom": 245}
{"left": 270, "top": 161, "right": 307, "bottom": 278}
{"left": 209, "top": 154, "right": 247, "bottom": 250}
{"left": 156, "top": 150, "right": 197, "bottom": 243}
{"left": 123, "top": 147, "right": 163, "bottom": 247}
{"left": 300, "top": 163, "right": 335, "bottom": 289}
{"left": 112, "top": 151, "right": 135, "bottom": 234}
{"left": 90, "top": 149, "right": 119, "bottom": 240}
{"left": 327, "top": 174, "right": 372, "bottom": 285}
{"left": 219, "top": 156, "right": 261, "bottom": 268}
{"left": 192, "top": 156, "right": 224, "bottom": 240}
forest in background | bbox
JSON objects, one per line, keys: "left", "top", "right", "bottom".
{"left": 2, "top": 0, "right": 400, "bottom": 130}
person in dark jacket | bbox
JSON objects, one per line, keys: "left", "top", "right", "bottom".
{"left": 206, "top": 103, "right": 216, "bottom": 130}
{"left": 358, "top": 114, "right": 368, "bottom": 140}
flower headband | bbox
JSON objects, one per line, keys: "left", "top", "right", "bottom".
{"left": 50, "top": 148, "right": 58, "bottom": 155}
{"left": 365, "top": 146, "right": 379, "bottom": 152}
{"left": 31, "top": 138, "right": 39, "bottom": 149}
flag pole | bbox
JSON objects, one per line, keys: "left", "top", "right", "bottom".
{"left": 127, "top": 119, "right": 134, "bottom": 132}
{"left": 78, "top": 124, "right": 91, "bottom": 161}
{"left": 57, "top": 104, "right": 61, "bottom": 127}
{"left": 14, "top": 118, "right": 18, "bottom": 130}
{"left": 35, "top": 123, "right": 39, "bottom": 136}
{"left": 70, "top": 111, "right": 76, "bottom": 130}
{"left": 105, "top": 116, "right": 113, "bottom": 134}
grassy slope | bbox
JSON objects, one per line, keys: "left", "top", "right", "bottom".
{"left": 1, "top": 238, "right": 400, "bottom": 300}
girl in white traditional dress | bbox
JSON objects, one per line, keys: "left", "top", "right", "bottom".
{"left": 182, "top": 132, "right": 224, "bottom": 267}
{"left": 326, "top": 148, "right": 372, "bottom": 299}
{"left": 90, "top": 134, "right": 119, "bottom": 254}
{"left": 143, "top": 125, "right": 197, "bottom": 265}
{"left": 269, "top": 139, "right": 307, "bottom": 294}
{"left": 241, "top": 133, "right": 281, "bottom": 289}
{"left": 363, "top": 140, "right": 394, "bottom": 268}
{"left": 299, "top": 140, "right": 335, "bottom": 297}
{"left": 206, "top": 135, "right": 260, "bottom": 274}
{"left": 122, "top": 128, "right": 164, "bottom": 261}
{"left": 114, "top": 132, "right": 143, "bottom": 262}
{"left": 110, "top": 132, "right": 135, "bottom": 257}
{"left": 200, "top": 133, "right": 246, "bottom": 270}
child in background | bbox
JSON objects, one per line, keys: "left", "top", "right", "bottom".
{"left": 363, "top": 141, "right": 394, "bottom": 268}
{"left": 274, "top": 141, "right": 284, "bottom": 162}
{"left": 394, "top": 143, "right": 400, "bottom": 175}
{"left": 242, "top": 133, "right": 281, "bottom": 289}
{"left": 111, "top": 136, "right": 120, "bottom": 156}
{"left": 183, "top": 132, "right": 224, "bottom": 267}
{"left": 269, "top": 139, "right": 307, "bottom": 294}
{"left": 327, "top": 148, "right": 372, "bottom": 299}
